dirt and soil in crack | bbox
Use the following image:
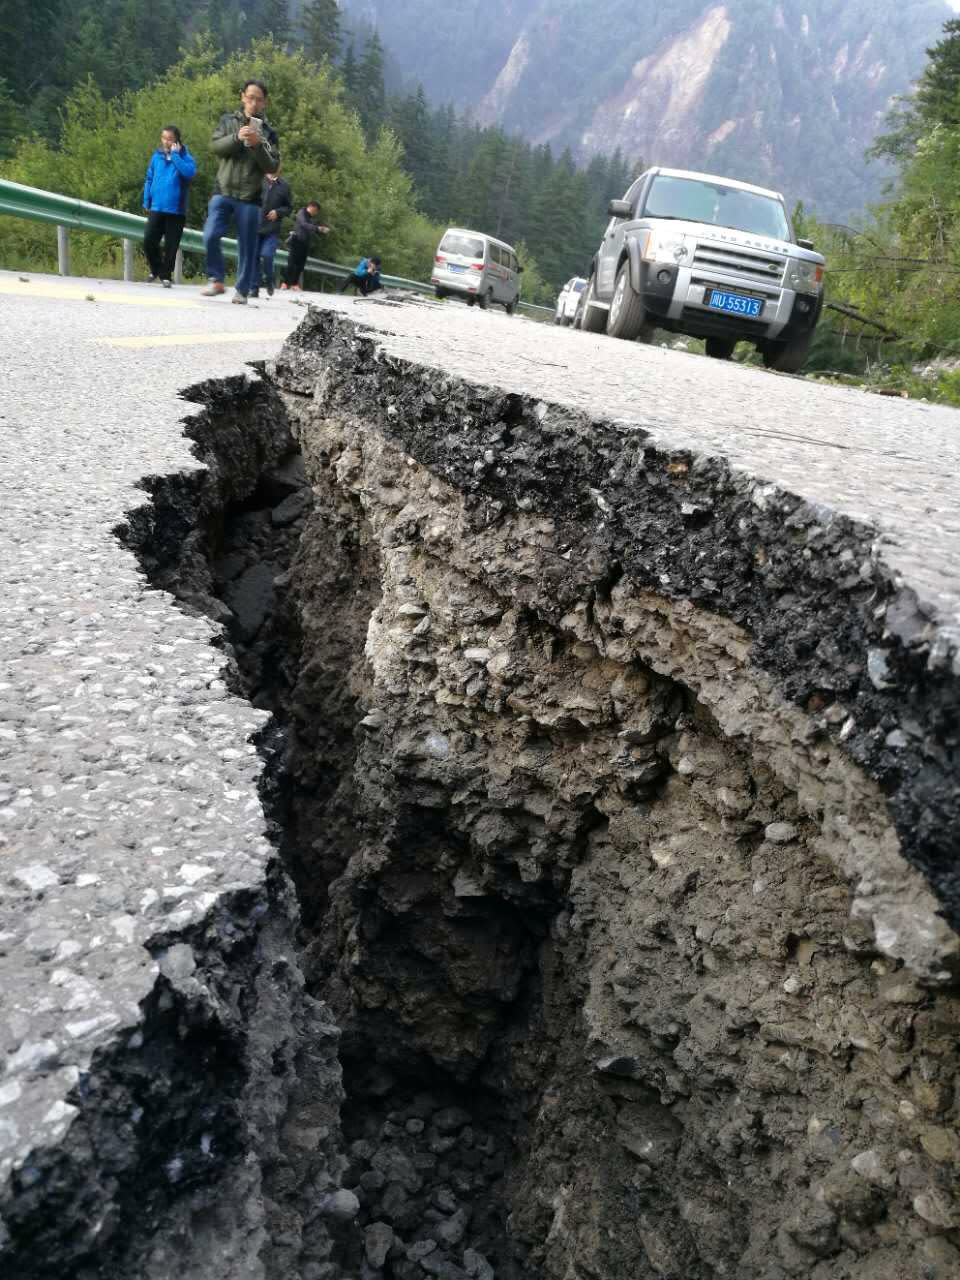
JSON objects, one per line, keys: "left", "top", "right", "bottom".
{"left": 117, "top": 352, "right": 960, "bottom": 1280}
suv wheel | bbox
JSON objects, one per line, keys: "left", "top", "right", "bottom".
{"left": 478, "top": 289, "right": 492, "bottom": 311}
{"left": 505, "top": 297, "right": 517, "bottom": 316}
{"left": 760, "top": 331, "right": 813, "bottom": 373}
{"left": 606, "top": 262, "right": 650, "bottom": 341}
{"left": 705, "top": 337, "right": 737, "bottom": 360}
{"left": 579, "top": 274, "right": 607, "bottom": 333}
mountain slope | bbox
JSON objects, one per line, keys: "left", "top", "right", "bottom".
{"left": 340, "top": 0, "right": 953, "bottom": 217}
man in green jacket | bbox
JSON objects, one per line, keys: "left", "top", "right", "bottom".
{"left": 202, "top": 79, "right": 280, "bottom": 304}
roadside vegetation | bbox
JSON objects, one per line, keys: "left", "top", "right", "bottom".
{"left": 3, "top": 4, "right": 960, "bottom": 388}
{"left": 759, "top": 20, "right": 960, "bottom": 405}
{"left": 0, "top": 0, "right": 618, "bottom": 303}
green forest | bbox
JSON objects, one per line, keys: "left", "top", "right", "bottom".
{"left": 0, "top": 0, "right": 633, "bottom": 302}
{"left": 2, "top": 0, "right": 960, "bottom": 397}
{"left": 791, "top": 17, "right": 960, "bottom": 401}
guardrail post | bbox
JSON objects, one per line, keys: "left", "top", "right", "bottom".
{"left": 56, "top": 226, "right": 70, "bottom": 276}
{"left": 123, "top": 238, "right": 134, "bottom": 282}
{"left": 174, "top": 250, "right": 184, "bottom": 285}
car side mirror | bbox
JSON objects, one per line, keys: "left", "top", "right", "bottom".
{"left": 797, "top": 237, "right": 815, "bottom": 250}
{"left": 608, "top": 199, "right": 633, "bottom": 219}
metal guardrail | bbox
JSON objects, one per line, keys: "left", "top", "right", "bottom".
{"left": 0, "top": 177, "right": 554, "bottom": 317}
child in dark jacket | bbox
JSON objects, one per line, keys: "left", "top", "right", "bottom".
{"left": 279, "top": 202, "right": 330, "bottom": 290}
{"left": 142, "top": 126, "right": 197, "bottom": 286}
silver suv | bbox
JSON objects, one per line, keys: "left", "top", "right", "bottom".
{"left": 577, "top": 166, "right": 825, "bottom": 372}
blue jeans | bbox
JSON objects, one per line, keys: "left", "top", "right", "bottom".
{"left": 203, "top": 194, "right": 262, "bottom": 296}
{"left": 258, "top": 231, "right": 279, "bottom": 290}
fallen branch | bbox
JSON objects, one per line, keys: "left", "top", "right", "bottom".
{"left": 824, "top": 300, "right": 901, "bottom": 338}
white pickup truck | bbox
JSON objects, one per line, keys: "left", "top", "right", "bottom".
{"left": 576, "top": 166, "right": 825, "bottom": 372}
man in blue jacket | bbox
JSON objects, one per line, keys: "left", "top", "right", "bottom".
{"left": 142, "top": 126, "right": 197, "bottom": 287}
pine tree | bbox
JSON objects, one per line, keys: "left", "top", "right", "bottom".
{"left": 872, "top": 18, "right": 960, "bottom": 163}
{"left": 342, "top": 40, "right": 358, "bottom": 94}
{"left": 300, "top": 0, "right": 340, "bottom": 64}
{"left": 259, "top": 0, "right": 290, "bottom": 45}
{"left": 0, "top": 77, "right": 18, "bottom": 161}
{"left": 389, "top": 86, "right": 431, "bottom": 196}
{"left": 355, "top": 31, "right": 386, "bottom": 138}
{"left": 915, "top": 18, "right": 960, "bottom": 129}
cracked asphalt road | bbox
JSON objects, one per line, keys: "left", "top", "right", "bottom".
{"left": 1, "top": 268, "right": 957, "bottom": 1191}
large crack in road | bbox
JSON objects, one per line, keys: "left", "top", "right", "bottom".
{"left": 2, "top": 303, "right": 959, "bottom": 1279}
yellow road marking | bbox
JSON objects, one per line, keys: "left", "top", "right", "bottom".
{"left": 97, "top": 331, "right": 292, "bottom": 348}
{"left": 0, "top": 277, "right": 205, "bottom": 307}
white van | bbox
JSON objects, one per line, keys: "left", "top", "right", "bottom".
{"left": 431, "top": 227, "right": 522, "bottom": 314}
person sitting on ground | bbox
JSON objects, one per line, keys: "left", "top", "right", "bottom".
{"left": 250, "top": 166, "right": 292, "bottom": 298}
{"left": 339, "top": 255, "right": 383, "bottom": 296}
{"left": 142, "top": 125, "right": 196, "bottom": 287}
{"left": 201, "top": 78, "right": 280, "bottom": 305}
{"left": 279, "top": 201, "right": 329, "bottom": 291}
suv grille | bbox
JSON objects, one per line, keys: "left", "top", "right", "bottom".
{"left": 692, "top": 241, "right": 786, "bottom": 284}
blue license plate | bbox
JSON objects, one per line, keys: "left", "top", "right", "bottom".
{"left": 448, "top": 264, "right": 466, "bottom": 274}
{"left": 708, "top": 289, "right": 763, "bottom": 318}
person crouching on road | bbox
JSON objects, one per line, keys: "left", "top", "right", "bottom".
{"left": 202, "top": 79, "right": 280, "bottom": 305}
{"left": 279, "top": 202, "right": 329, "bottom": 291}
{"left": 339, "top": 255, "right": 382, "bottom": 296}
{"left": 142, "top": 126, "right": 196, "bottom": 287}
{"left": 251, "top": 166, "right": 292, "bottom": 298}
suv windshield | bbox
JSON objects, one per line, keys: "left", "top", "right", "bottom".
{"left": 440, "top": 233, "right": 485, "bottom": 258}
{"left": 642, "top": 176, "right": 790, "bottom": 240}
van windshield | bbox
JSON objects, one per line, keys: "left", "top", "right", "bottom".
{"left": 440, "top": 233, "right": 485, "bottom": 258}
{"left": 641, "top": 176, "right": 790, "bottom": 240}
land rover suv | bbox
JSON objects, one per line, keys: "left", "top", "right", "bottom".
{"left": 577, "top": 166, "right": 825, "bottom": 372}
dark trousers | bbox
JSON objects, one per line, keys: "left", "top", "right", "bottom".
{"left": 258, "top": 231, "right": 280, "bottom": 290}
{"left": 283, "top": 238, "right": 309, "bottom": 286}
{"left": 340, "top": 272, "right": 382, "bottom": 295}
{"left": 143, "top": 211, "right": 185, "bottom": 280}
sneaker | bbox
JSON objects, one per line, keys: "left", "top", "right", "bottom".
{"left": 201, "top": 280, "right": 225, "bottom": 297}
{"left": 231, "top": 292, "right": 248, "bottom": 305}
{"left": 146, "top": 274, "right": 158, "bottom": 284}
{"left": 161, "top": 279, "right": 172, "bottom": 289}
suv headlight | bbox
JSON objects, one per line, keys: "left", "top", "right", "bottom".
{"left": 640, "top": 231, "right": 689, "bottom": 264}
{"left": 785, "top": 258, "right": 824, "bottom": 293}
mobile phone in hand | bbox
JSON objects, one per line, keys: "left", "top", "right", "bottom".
{"left": 247, "top": 116, "right": 263, "bottom": 135}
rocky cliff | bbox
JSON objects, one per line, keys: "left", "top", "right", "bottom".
{"left": 341, "top": 0, "right": 953, "bottom": 216}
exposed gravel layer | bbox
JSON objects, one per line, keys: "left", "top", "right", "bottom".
{"left": 1, "top": 274, "right": 958, "bottom": 1276}
{"left": 347, "top": 296, "right": 960, "bottom": 652}
{"left": 273, "top": 305, "right": 960, "bottom": 941}
{"left": 268, "top": 308, "right": 960, "bottom": 1279}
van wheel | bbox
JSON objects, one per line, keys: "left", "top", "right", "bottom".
{"left": 760, "top": 331, "right": 813, "bottom": 373}
{"left": 579, "top": 274, "right": 607, "bottom": 333}
{"left": 506, "top": 298, "right": 517, "bottom": 316}
{"left": 705, "top": 337, "right": 737, "bottom": 360}
{"left": 466, "top": 297, "right": 475, "bottom": 307}
{"left": 607, "top": 262, "right": 649, "bottom": 340}
{"left": 478, "top": 289, "right": 492, "bottom": 311}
